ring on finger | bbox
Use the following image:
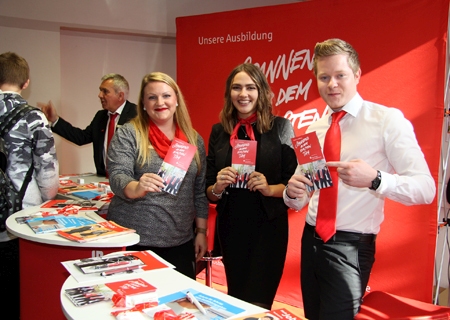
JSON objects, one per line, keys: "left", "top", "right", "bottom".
{"left": 256, "top": 175, "right": 260, "bottom": 181}
{"left": 221, "top": 175, "right": 225, "bottom": 180}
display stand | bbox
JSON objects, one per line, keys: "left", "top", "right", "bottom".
{"left": 6, "top": 206, "right": 140, "bottom": 320}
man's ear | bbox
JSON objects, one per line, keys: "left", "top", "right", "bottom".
{"left": 22, "top": 79, "right": 30, "bottom": 90}
{"left": 118, "top": 91, "right": 125, "bottom": 102}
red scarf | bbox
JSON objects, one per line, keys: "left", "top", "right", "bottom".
{"left": 229, "top": 113, "right": 257, "bottom": 146}
{"left": 148, "top": 120, "right": 188, "bottom": 158}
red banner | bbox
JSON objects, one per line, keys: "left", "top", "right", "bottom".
{"left": 177, "top": 0, "right": 448, "bottom": 307}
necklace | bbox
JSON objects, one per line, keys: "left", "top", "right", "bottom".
{"left": 240, "top": 126, "right": 248, "bottom": 138}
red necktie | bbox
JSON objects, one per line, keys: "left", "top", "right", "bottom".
{"left": 316, "top": 111, "right": 346, "bottom": 242}
{"left": 107, "top": 113, "right": 118, "bottom": 149}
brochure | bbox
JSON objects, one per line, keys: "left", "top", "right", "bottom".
{"left": 25, "top": 215, "right": 97, "bottom": 234}
{"left": 233, "top": 308, "right": 306, "bottom": 320}
{"left": 157, "top": 138, "right": 197, "bottom": 195}
{"left": 56, "top": 221, "right": 136, "bottom": 243}
{"left": 229, "top": 139, "right": 257, "bottom": 189}
{"left": 65, "top": 278, "right": 158, "bottom": 308}
{"left": 291, "top": 132, "right": 333, "bottom": 192}
{"left": 61, "top": 250, "right": 176, "bottom": 283}
{"left": 144, "top": 288, "right": 245, "bottom": 320}
{"left": 40, "top": 199, "right": 101, "bottom": 210}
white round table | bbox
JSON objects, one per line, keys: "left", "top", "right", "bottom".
{"left": 6, "top": 205, "right": 140, "bottom": 320}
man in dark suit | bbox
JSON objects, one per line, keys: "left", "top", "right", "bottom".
{"left": 38, "top": 73, "right": 137, "bottom": 176}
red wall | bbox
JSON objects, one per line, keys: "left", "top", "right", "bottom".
{"left": 177, "top": 0, "right": 448, "bottom": 306}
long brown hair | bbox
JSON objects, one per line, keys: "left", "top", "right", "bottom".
{"left": 220, "top": 63, "right": 275, "bottom": 134}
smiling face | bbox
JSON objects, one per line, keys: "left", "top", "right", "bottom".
{"left": 316, "top": 53, "right": 361, "bottom": 110}
{"left": 143, "top": 81, "right": 177, "bottom": 125}
{"left": 230, "top": 71, "right": 259, "bottom": 119}
{"left": 98, "top": 79, "right": 124, "bottom": 113}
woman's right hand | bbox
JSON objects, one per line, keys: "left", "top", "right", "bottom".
{"left": 215, "top": 167, "right": 237, "bottom": 192}
{"left": 137, "top": 173, "right": 166, "bottom": 194}
{"left": 125, "top": 173, "right": 166, "bottom": 199}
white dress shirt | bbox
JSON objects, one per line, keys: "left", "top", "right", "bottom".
{"left": 284, "top": 93, "right": 435, "bottom": 234}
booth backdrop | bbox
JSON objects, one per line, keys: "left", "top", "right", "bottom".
{"left": 177, "top": 0, "right": 448, "bottom": 307}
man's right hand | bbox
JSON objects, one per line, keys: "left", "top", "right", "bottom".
{"left": 37, "top": 100, "right": 58, "bottom": 123}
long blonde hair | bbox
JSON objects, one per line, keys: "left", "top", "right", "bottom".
{"left": 132, "top": 72, "right": 201, "bottom": 173}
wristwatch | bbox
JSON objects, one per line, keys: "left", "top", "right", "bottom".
{"left": 369, "top": 170, "right": 382, "bottom": 190}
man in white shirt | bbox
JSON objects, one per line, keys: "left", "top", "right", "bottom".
{"left": 283, "top": 38, "right": 435, "bottom": 320}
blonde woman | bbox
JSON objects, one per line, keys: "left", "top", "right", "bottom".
{"left": 107, "top": 72, "right": 208, "bottom": 279}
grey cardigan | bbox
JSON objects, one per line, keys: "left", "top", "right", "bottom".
{"left": 106, "top": 122, "right": 208, "bottom": 247}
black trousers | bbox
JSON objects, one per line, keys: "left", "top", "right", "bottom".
{"left": 301, "top": 223, "right": 376, "bottom": 320}
{"left": 0, "top": 238, "right": 20, "bottom": 319}
{"left": 127, "top": 239, "right": 196, "bottom": 280}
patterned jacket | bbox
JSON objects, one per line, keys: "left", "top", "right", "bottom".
{"left": 0, "top": 92, "right": 59, "bottom": 210}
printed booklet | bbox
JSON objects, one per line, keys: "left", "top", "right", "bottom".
{"left": 56, "top": 221, "right": 136, "bottom": 243}
{"left": 25, "top": 215, "right": 97, "bottom": 234}
{"left": 291, "top": 132, "right": 333, "bottom": 192}
{"left": 61, "top": 250, "right": 175, "bottom": 283}
{"left": 40, "top": 199, "right": 101, "bottom": 210}
{"left": 157, "top": 138, "right": 197, "bottom": 196}
{"left": 58, "top": 182, "right": 100, "bottom": 194}
{"left": 233, "top": 308, "right": 306, "bottom": 320}
{"left": 229, "top": 139, "right": 257, "bottom": 189}
{"left": 143, "top": 288, "right": 245, "bottom": 320}
{"left": 65, "top": 278, "right": 158, "bottom": 308}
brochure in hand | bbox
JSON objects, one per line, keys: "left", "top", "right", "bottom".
{"left": 56, "top": 221, "right": 136, "bottom": 243}
{"left": 144, "top": 288, "right": 245, "bottom": 320}
{"left": 291, "top": 132, "right": 333, "bottom": 192}
{"left": 157, "top": 138, "right": 197, "bottom": 196}
{"left": 25, "top": 215, "right": 97, "bottom": 234}
{"left": 229, "top": 139, "right": 257, "bottom": 189}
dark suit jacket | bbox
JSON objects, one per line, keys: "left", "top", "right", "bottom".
{"left": 52, "top": 101, "right": 137, "bottom": 176}
{"left": 206, "top": 116, "right": 297, "bottom": 220}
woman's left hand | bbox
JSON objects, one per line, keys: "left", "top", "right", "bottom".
{"left": 247, "top": 171, "right": 272, "bottom": 196}
{"left": 194, "top": 233, "right": 208, "bottom": 262}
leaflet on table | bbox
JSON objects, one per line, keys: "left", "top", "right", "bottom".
{"left": 40, "top": 199, "right": 102, "bottom": 210}
{"left": 58, "top": 182, "right": 101, "bottom": 194}
{"left": 157, "top": 138, "right": 197, "bottom": 196}
{"left": 25, "top": 215, "right": 97, "bottom": 234}
{"left": 291, "top": 132, "right": 333, "bottom": 192}
{"left": 64, "top": 278, "right": 158, "bottom": 309}
{"left": 59, "top": 172, "right": 96, "bottom": 180}
{"left": 56, "top": 221, "right": 136, "bottom": 243}
{"left": 15, "top": 208, "right": 103, "bottom": 225}
{"left": 61, "top": 250, "right": 175, "bottom": 283}
{"left": 70, "top": 190, "right": 104, "bottom": 200}
{"left": 232, "top": 308, "right": 306, "bottom": 320}
{"left": 229, "top": 139, "right": 257, "bottom": 189}
{"left": 143, "top": 288, "right": 245, "bottom": 320}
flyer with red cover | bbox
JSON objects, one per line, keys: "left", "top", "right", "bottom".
{"left": 56, "top": 221, "right": 136, "bottom": 243}
{"left": 291, "top": 132, "right": 333, "bottom": 192}
{"left": 229, "top": 139, "right": 257, "bottom": 189}
{"left": 157, "top": 138, "right": 197, "bottom": 195}
{"left": 105, "top": 278, "right": 158, "bottom": 309}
